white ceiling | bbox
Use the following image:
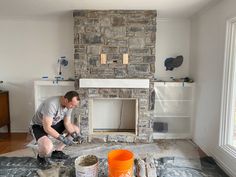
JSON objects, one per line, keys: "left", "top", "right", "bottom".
{"left": 0, "top": 0, "right": 221, "bottom": 18}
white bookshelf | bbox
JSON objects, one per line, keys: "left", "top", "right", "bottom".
{"left": 152, "top": 82, "right": 195, "bottom": 139}
{"left": 34, "top": 80, "right": 75, "bottom": 111}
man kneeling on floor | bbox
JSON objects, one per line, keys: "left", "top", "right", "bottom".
{"left": 30, "top": 91, "right": 83, "bottom": 168}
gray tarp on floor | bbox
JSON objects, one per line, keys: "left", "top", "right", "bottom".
{"left": 0, "top": 141, "right": 229, "bottom": 177}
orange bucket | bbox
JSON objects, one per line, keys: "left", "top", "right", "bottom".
{"left": 108, "top": 149, "right": 134, "bottom": 177}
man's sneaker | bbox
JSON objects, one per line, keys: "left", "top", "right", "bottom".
{"left": 51, "top": 150, "right": 70, "bottom": 159}
{"left": 37, "top": 155, "right": 51, "bottom": 169}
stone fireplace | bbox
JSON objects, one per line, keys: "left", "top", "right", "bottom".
{"left": 73, "top": 10, "right": 157, "bottom": 142}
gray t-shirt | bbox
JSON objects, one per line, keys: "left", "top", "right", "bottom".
{"left": 31, "top": 96, "right": 72, "bottom": 126}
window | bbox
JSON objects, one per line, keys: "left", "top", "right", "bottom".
{"left": 220, "top": 17, "right": 236, "bottom": 155}
{"left": 232, "top": 48, "right": 236, "bottom": 147}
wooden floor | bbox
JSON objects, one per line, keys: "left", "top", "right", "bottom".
{"left": 0, "top": 133, "right": 32, "bottom": 154}
{"left": 0, "top": 133, "right": 209, "bottom": 158}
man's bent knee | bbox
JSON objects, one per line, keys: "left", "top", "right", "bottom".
{"left": 38, "top": 136, "right": 53, "bottom": 156}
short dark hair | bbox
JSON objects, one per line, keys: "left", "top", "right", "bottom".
{"left": 64, "top": 91, "right": 80, "bottom": 102}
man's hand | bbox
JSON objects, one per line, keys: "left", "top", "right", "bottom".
{"left": 71, "top": 132, "right": 86, "bottom": 144}
{"left": 57, "top": 134, "right": 74, "bottom": 146}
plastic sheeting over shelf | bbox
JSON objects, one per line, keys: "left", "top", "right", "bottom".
{"left": 151, "top": 82, "right": 194, "bottom": 136}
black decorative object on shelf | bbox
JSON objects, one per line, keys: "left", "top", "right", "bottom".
{"left": 164, "top": 55, "right": 183, "bottom": 71}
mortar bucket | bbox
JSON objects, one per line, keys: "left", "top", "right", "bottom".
{"left": 108, "top": 149, "right": 134, "bottom": 177}
{"left": 75, "top": 155, "right": 98, "bottom": 177}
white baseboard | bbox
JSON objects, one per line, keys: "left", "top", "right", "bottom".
{"left": 0, "top": 126, "right": 28, "bottom": 133}
{"left": 193, "top": 139, "right": 236, "bottom": 177}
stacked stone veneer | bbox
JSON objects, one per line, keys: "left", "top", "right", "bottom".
{"left": 73, "top": 10, "right": 157, "bottom": 142}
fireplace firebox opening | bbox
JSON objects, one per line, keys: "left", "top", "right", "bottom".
{"left": 89, "top": 98, "right": 138, "bottom": 135}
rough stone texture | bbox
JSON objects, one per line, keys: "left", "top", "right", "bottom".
{"left": 146, "top": 156, "right": 157, "bottom": 177}
{"left": 149, "top": 82, "right": 155, "bottom": 111}
{"left": 107, "top": 134, "right": 136, "bottom": 143}
{"left": 77, "top": 88, "right": 153, "bottom": 142}
{"left": 74, "top": 10, "right": 157, "bottom": 79}
{"left": 73, "top": 10, "right": 157, "bottom": 142}
{"left": 89, "top": 135, "right": 108, "bottom": 143}
{"left": 135, "top": 158, "right": 146, "bottom": 177}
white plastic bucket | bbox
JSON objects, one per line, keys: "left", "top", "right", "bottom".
{"left": 75, "top": 155, "right": 98, "bottom": 177}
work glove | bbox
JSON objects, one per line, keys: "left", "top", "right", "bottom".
{"left": 71, "top": 131, "right": 86, "bottom": 144}
{"left": 57, "top": 134, "right": 74, "bottom": 146}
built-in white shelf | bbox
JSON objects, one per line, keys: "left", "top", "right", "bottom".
{"left": 34, "top": 80, "right": 74, "bottom": 86}
{"left": 34, "top": 80, "right": 75, "bottom": 111}
{"left": 154, "top": 82, "right": 193, "bottom": 87}
{"left": 153, "top": 132, "right": 191, "bottom": 139}
{"left": 156, "top": 100, "right": 192, "bottom": 101}
{"left": 153, "top": 82, "right": 195, "bottom": 139}
{"left": 79, "top": 79, "right": 149, "bottom": 88}
{"left": 154, "top": 116, "right": 191, "bottom": 118}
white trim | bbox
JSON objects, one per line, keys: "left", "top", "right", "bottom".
{"left": 215, "top": 147, "right": 236, "bottom": 177}
{"left": 153, "top": 132, "right": 191, "bottom": 139}
{"left": 219, "top": 145, "right": 236, "bottom": 158}
{"left": 79, "top": 79, "right": 150, "bottom": 88}
{"left": 155, "top": 100, "right": 192, "bottom": 101}
{"left": 154, "top": 116, "right": 191, "bottom": 118}
{"left": 219, "top": 16, "right": 236, "bottom": 157}
{"left": 194, "top": 138, "right": 235, "bottom": 177}
{"left": 34, "top": 80, "right": 74, "bottom": 86}
{"left": 154, "top": 81, "right": 194, "bottom": 87}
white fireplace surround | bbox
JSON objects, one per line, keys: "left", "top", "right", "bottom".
{"left": 79, "top": 79, "right": 150, "bottom": 88}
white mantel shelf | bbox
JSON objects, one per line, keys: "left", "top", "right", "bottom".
{"left": 79, "top": 79, "right": 150, "bottom": 88}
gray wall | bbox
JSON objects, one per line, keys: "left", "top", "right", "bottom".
{"left": 0, "top": 13, "right": 191, "bottom": 133}
{"left": 190, "top": 0, "right": 236, "bottom": 176}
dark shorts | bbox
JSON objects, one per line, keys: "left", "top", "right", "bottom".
{"left": 32, "top": 120, "right": 65, "bottom": 141}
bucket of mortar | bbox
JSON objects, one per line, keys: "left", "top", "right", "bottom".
{"left": 108, "top": 149, "right": 134, "bottom": 177}
{"left": 75, "top": 155, "right": 98, "bottom": 177}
